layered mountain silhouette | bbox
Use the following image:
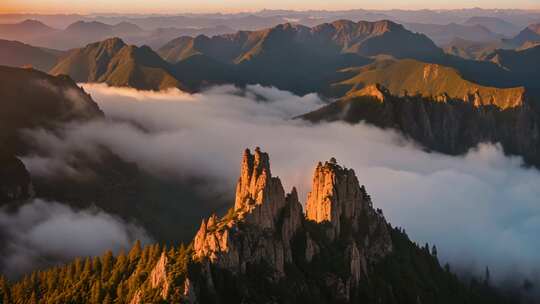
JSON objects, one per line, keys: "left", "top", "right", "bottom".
{"left": 0, "top": 19, "right": 58, "bottom": 42}
{"left": 443, "top": 38, "right": 502, "bottom": 60}
{"left": 30, "top": 20, "right": 144, "bottom": 50}
{"left": 159, "top": 20, "right": 442, "bottom": 63}
{"left": 464, "top": 16, "right": 521, "bottom": 37}
{"left": 50, "top": 20, "right": 445, "bottom": 94}
{"left": 1, "top": 148, "right": 514, "bottom": 303}
{"left": 404, "top": 22, "right": 502, "bottom": 45}
{"left": 504, "top": 23, "right": 540, "bottom": 48}
{"left": 0, "top": 39, "right": 63, "bottom": 71}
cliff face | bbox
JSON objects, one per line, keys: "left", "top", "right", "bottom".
{"left": 135, "top": 148, "right": 395, "bottom": 303}
{"left": 302, "top": 84, "right": 540, "bottom": 168}
{"left": 192, "top": 148, "right": 303, "bottom": 278}
{"left": 306, "top": 159, "right": 392, "bottom": 257}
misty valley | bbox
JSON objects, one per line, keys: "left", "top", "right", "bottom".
{"left": 1, "top": 5, "right": 540, "bottom": 304}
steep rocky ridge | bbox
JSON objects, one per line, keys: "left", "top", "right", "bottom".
{"left": 301, "top": 84, "right": 540, "bottom": 167}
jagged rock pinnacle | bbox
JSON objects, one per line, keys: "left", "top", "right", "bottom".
{"left": 233, "top": 147, "right": 286, "bottom": 229}
{"left": 305, "top": 159, "right": 366, "bottom": 240}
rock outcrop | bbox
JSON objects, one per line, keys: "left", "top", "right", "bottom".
{"left": 192, "top": 148, "right": 303, "bottom": 278}
{"left": 186, "top": 148, "right": 392, "bottom": 301}
{"left": 305, "top": 158, "right": 392, "bottom": 261}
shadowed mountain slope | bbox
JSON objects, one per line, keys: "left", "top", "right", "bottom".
{"left": 0, "top": 66, "right": 102, "bottom": 205}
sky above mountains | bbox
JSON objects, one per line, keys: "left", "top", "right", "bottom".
{"left": 1, "top": 0, "right": 538, "bottom": 14}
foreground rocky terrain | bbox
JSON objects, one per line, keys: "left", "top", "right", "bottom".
{"left": 1, "top": 148, "right": 513, "bottom": 303}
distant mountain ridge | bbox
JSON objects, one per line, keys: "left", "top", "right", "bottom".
{"left": 404, "top": 22, "right": 502, "bottom": 45}
{"left": 0, "top": 39, "right": 63, "bottom": 71}
{"left": 159, "top": 19, "right": 443, "bottom": 64}
{"left": 504, "top": 23, "right": 540, "bottom": 47}
{"left": 0, "top": 19, "right": 58, "bottom": 41}
{"left": 464, "top": 16, "right": 520, "bottom": 37}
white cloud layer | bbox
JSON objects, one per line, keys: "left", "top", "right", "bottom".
{"left": 19, "top": 83, "right": 540, "bottom": 284}
{"left": 0, "top": 199, "right": 152, "bottom": 279}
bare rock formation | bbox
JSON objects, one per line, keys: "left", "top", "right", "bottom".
{"left": 138, "top": 148, "right": 396, "bottom": 302}
{"left": 193, "top": 148, "right": 303, "bottom": 279}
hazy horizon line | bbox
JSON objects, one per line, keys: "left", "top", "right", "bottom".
{"left": 1, "top": 6, "right": 539, "bottom": 16}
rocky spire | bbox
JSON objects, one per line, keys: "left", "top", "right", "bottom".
{"left": 192, "top": 148, "right": 302, "bottom": 277}
{"left": 233, "top": 147, "right": 287, "bottom": 229}
{"left": 305, "top": 159, "right": 366, "bottom": 240}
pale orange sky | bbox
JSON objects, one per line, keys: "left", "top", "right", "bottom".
{"left": 1, "top": 0, "right": 538, "bottom": 14}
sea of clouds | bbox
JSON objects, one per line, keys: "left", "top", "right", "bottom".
{"left": 10, "top": 83, "right": 540, "bottom": 286}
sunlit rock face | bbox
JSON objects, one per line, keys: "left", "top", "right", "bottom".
{"left": 187, "top": 148, "right": 393, "bottom": 300}
{"left": 193, "top": 148, "right": 303, "bottom": 278}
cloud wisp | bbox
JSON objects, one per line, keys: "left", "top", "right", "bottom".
{"left": 19, "top": 83, "right": 540, "bottom": 285}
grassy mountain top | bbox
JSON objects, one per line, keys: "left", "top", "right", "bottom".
{"left": 336, "top": 59, "right": 526, "bottom": 109}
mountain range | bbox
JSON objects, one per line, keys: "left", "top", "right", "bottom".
{"left": 0, "top": 19, "right": 237, "bottom": 50}
{"left": 47, "top": 20, "right": 444, "bottom": 94}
